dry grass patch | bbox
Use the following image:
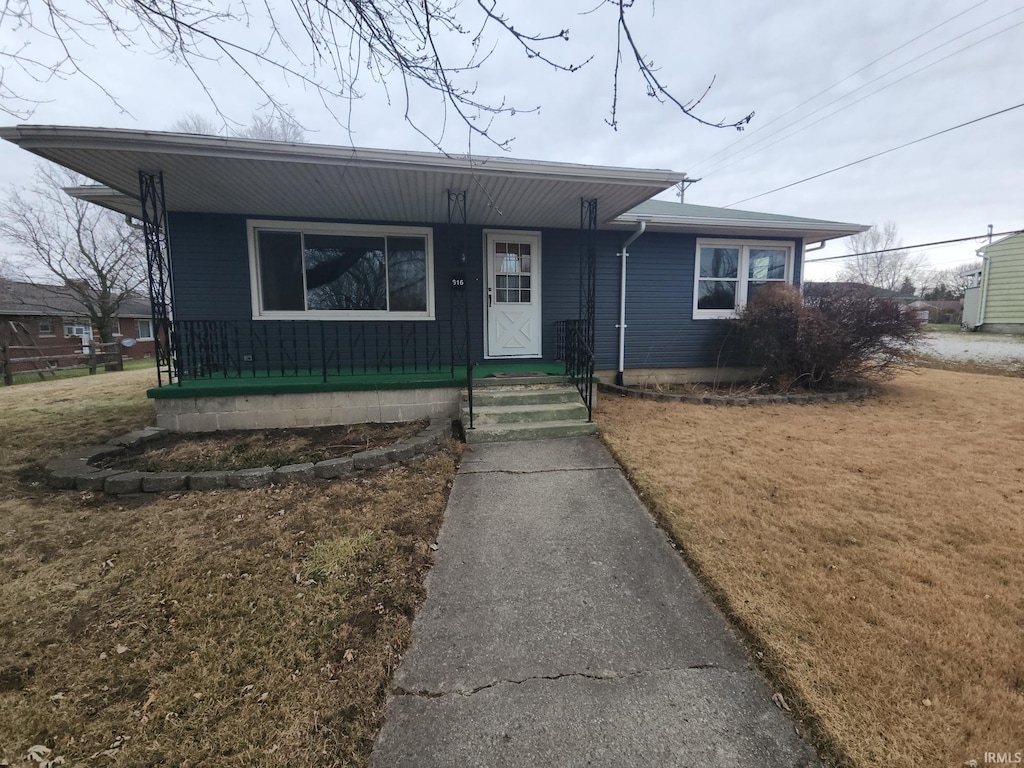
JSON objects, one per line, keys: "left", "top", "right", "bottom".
{"left": 598, "top": 368, "right": 1024, "bottom": 768}
{"left": 915, "top": 355, "right": 1024, "bottom": 378}
{"left": 0, "top": 372, "right": 458, "bottom": 767}
{"left": 0, "top": 368, "right": 157, "bottom": 495}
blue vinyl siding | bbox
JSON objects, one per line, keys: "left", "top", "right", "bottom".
{"left": 618, "top": 231, "right": 730, "bottom": 369}
{"left": 167, "top": 211, "right": 801, "bottom": 370}
{"left": 609, "top": 233, "right": 804, "bottom": 370}
{"left": 168, "top": 213, "right": 252, "bottom": 321}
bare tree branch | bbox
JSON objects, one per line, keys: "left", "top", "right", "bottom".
{"left": 1, "top": 0, "right": 752, "bottom": 147}
{"left": 607, "top": 0, "right": 754, "bottom": 132}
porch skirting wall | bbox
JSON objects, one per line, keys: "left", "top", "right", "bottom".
{"left": 154, "top": 387, "right": 460, "bottom": 432}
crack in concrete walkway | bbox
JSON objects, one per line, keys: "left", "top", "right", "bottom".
{"left": 371, "top": 436, "right": 820, "bottom": 767}
{"left": 460, "top": 465, "right": 620, "bottom": 476}
{"left": 394, "top": 663, "right": 730, "bottom": 699}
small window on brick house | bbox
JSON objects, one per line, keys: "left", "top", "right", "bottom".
{"left": 64, "top": 322, "right": 92, "bottom": 339}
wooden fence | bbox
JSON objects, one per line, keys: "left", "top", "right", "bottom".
{"left": 1, "top": 341, "right": 124, "bottom": 385}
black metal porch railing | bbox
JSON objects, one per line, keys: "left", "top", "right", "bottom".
{"left": 555, "top": 319, "right": 595, "bottom": 421}
{"left": 173, "top": 319, "right": 465, "bottom": 382}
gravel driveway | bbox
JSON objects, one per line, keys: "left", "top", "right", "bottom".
{"left": 920, "top": 331, "right": 1024, "bottom": 367}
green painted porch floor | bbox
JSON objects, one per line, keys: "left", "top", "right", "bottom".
{"left": 147, "top": 362, "right": 568, "bottom": 399}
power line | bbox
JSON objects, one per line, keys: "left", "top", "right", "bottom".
{"left": 697, "top": 9, "right": 1024, "bottom": 178}
{"left": 919, "top": 254, "right": 988, "bottom": 268}
{"left": 805, "top": 229, "right": 1022, "bottom": 263}
{"left": 726, "top": 101, "right": 1024, "bottom": 207}
{"left": 689, "top": 0, "right": 996, "bottom": 172}
{"left": 803, "top": 252, "right": 987, "bottom": 271}
{"left": 701, "top": 15, "right": 1024, "bottom": 179}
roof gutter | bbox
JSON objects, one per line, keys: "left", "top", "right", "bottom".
{"left": 616, "top": 220, "right": 647, "bottom": 386}
{"left": 1, "top": 124, "right": 684, "bottom": 186}
{"left": 611, "top": 213, "right": 869, "bottom": 240}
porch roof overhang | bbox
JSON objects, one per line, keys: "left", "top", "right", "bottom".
{"left": 606, "top": 200, "right": 868, "bottom": 242}
{"left": 0, "top": 125, "right": 685, "bottom": 229}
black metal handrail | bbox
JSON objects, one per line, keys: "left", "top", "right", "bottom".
{"left": 174, "top": 319, "right": 461, "bottom": 383}
{"left": 555, "top": 318, "right": 595, "bottom": 421}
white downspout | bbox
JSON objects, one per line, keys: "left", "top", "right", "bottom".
{"left": 977, "top": 252, "right": 991, "bottom": 329}
{"left": 975, "top": 226, "right": 994, "bottom": 329}
{"left": 616, "top": 220, "right": 647, "bottom": 386}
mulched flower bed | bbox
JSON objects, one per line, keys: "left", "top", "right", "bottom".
{"left": 599, "top": 381, "right": 870, "bottom": 405}
{"left": 99, "top": 421, "right": 428, "bottom": 473}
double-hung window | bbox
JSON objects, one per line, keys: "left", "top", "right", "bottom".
{"left": 248, "top": 220, "right": 434, "bottom": 320}
{"left": 693, "top": 240, "right": 793, "bottom": 319}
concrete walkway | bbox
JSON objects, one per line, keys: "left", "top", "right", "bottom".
{"left": 372, "top": 437, "right": 819, "bottom": 767}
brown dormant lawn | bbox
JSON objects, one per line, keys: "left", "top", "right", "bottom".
{"left": 598, "top": 367, "right": 1024, "bottom": 768}
{"left": 0, "top": 370, "right": 457, "bottom": 767}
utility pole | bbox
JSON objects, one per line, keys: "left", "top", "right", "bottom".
{"left": 677, "top": 174, "right": 702, "bottom": 203}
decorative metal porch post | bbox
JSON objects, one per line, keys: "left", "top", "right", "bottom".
{"left": 447, "top": 189, "right": 473, "bottom": 430}
{"left": 578, "top": 197, "right": 598, "bottom": 419}
{"left": 139, "top": 171, "right": 177, "bottom": 387}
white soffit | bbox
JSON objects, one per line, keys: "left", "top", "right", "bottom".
{"left": 1, "top": 125, "right": 684, "bottom": 228}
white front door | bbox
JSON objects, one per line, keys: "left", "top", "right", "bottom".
{"left": 485, "top": 232, "right": 542, "bottom": 358}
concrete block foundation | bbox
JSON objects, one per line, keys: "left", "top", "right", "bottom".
{"left": 155, "top": 387, "right": 461, "bottom": 432}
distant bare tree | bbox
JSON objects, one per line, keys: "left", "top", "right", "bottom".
{"left": 0, "top": 164, "right": 145, "bottom": 343}
{"left": 1, "top": 1, "right": 753, "bottom": 149}
{"left": 922, "top": 260, "right": 983, "bottom": 300}
{"left": 237, "top": 110, "right": 306, "bottom": 142}
{"left": 838, "top": 222, "right": 926, "bottom": 295}
{"left": 171, "top": 112, "right": 224, "bottom": 136}
{"left": 171, "top": 108, "right": 307, "bottom": 142}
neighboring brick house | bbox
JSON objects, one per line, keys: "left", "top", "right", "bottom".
{"left": 0, "top": 279, "right": 155, "bottom": 370}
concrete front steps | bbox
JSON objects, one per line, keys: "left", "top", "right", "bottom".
{"left": 460, "top": 375, "right": 597, "bottom": 443}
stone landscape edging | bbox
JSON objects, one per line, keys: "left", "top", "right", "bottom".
{"left": 598, "top": 381, "right": 871, "bottom": 406}
{"left": 44, "top": 417, "right": 453, "bottom": 495}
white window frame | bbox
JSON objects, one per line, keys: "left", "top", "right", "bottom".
{"left": 136, "top": 319, "right": 154, "bottom": 341}
{"left": 692, "top": 239, "right": 795, "bottom": 320}
{"left": 247, "top": 219, "right": 435, "bottom": 321}
{"left": 38, "top": 319, "right": 54, "bottom": 337}
{"left": 64, "top": 321, "right": 92, "bottom": 339}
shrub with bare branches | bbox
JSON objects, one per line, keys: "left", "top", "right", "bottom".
{"left": 733, "top": 284, "right": 922, "bottom": 390}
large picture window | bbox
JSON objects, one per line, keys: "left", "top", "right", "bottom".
{"left": 248, "top": 221, "right": 433, "bottom": 320}
{"left": 693, "top": 240, "right": 793, "bottom": 319}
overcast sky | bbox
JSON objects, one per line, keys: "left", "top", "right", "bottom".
{"left": 2, "top": 0, "right": 1022, "bottom": 280}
